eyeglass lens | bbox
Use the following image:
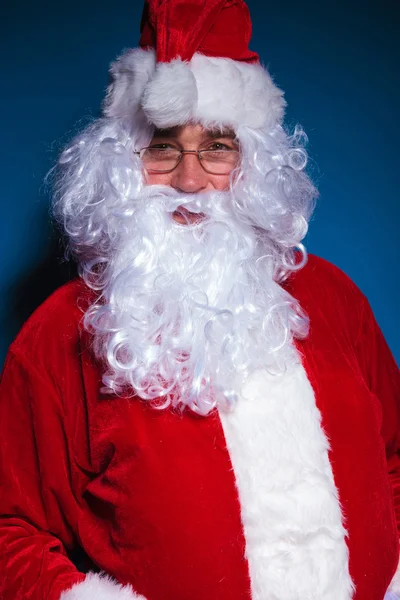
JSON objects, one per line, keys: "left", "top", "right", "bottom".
{"left": 140, "top": 147, "right": 238, "bottom": 174}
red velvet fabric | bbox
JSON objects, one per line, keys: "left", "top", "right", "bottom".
{"left": 288, "top": 258, "right": 400, "bottom": 600}
{"left": 0, "top": 254, "right": 399, "bottom": 599}
{"left": 139, "top": 0, "right": 259, "bottom": 63}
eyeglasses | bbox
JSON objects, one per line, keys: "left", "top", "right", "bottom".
{"left": 134, "top": 146, "right": 240, "bottom": 175}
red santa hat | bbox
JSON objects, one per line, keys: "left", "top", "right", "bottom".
{"left": 103, "top": 0, "right": 286, "bottom": 131}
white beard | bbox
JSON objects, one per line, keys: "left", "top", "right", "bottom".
{"left": 84, "top": 185, "right": 308, "bottom": 415}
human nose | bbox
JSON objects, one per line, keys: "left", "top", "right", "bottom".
{"left": 170, "top": 151, "right": 209, "bottom": 193}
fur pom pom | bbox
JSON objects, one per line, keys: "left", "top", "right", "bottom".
{"left": 60, "top": 572, "right": 147, "bottom": 600}
{"left": 141, "top": 59, "right": 198, "bottom": 127}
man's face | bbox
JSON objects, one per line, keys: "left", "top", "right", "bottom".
{"left": 143, "top": 123, "right": 239, "bottom": 224}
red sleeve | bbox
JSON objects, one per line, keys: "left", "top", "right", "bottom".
{"left": 354, "top": 295, "right": 400, "bottom": 534}
{"left": 0, "top": 347, "right": 85, "bottom": 599}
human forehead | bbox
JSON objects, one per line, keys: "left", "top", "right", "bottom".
{"left": 150, "top": 123, "right": 237, "bottom": 143}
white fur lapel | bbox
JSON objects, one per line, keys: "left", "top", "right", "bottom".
{"left": 219, "top": 362, "right": 354, "bottom": 600}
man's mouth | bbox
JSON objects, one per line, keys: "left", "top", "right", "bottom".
{"left": 173, "top": 206, "right": 206, "bottom": 225}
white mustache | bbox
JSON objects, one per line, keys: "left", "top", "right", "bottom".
{"left": 140, "top": 184, "right": 231, "bottom": 216}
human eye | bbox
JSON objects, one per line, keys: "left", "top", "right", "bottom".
{"left": 206, "top": 142, "right": 233, "bottom": 151}
{"left": 148, "top": 143, "right": 178, "bottom": 152}
{"left": 149, "top": 143, "right": 175, "bottom": 149}
{"left": 145, "top": 144, "right": 178, "bottom": 159}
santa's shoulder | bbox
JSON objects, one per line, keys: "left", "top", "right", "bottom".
{"left": 285, "top": 253, "right": 367, "bottom": 316}
{"left": 7, "top": 278, "right": 91, "bottom": 367}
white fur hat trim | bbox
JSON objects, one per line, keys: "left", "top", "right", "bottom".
{"left": 103, "top": 48, "right": 286, "bottom": 131}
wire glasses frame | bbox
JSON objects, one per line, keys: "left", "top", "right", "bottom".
{"left": 134, "top": 146, "right": 240, "bottom": 175}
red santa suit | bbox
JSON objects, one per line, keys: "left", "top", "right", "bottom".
{"left": 2, "top": 1, "right": 400, "bottom": 598}
{"left": 0, "top": 255, "right": 399, "bottom": 600}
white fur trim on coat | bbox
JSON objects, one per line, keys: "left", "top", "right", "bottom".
{"left": 219, "top": 363, "right": 355, "bottom": 600}
{"left": 103, "top": 48, "right": 286, "bottom": 131}
{"left": 387, "top": 559, "right": 400, "bottom": 598}
{"left": 59, "top": 572, "right": 147, "bottom": 600}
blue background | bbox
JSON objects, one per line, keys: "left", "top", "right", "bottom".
{"left": 1, "top": 0, "right": 398, "bottom": 366}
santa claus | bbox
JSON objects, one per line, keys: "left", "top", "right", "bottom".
{"left": 0, "top": 1, "right": 399, "bottom": 599}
